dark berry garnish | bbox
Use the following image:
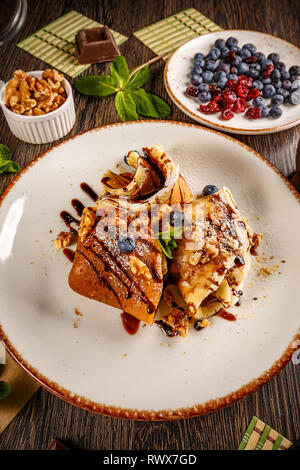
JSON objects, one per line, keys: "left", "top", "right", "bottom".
{"left": 245, "top": 107, "right": 262, "bottom": 119}
{"left": 156, "top": 320, "right": 178, "bottom": 337}
{"left": 194, "top": 320, "right": 204, "bottom": 331}
{"left": 221, "top": 109, "right": 234, "bottom": 120}
{"left": 185, "top": 86, "right": 199, "bottom": 97}
{"left": 234, "top": 255, "right": 245, "bottom": 266}
{"left": 169, "top": 210, "right": 185, "bottom": 227}
{"left": 203, "top": 185, "right": 219, "bottom": 196}
{"left": 263, "top": 84, "right": 276, "bottom": 98}
{"left": 118, "top": 236, "right": 136, "bottom": 253}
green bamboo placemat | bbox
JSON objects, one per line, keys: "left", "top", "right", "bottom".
{"left": 238, "top": 416, "right": 292, "bottom": 450}
{"left": 17, "top": 10, "right": 128, "bottom": 78}
{"left": 134, "top": 8, "right": 222, "bottom": 60}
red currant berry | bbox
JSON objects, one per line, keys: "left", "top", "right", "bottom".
{"left": 247, "top": 88, "right": 260, "bottom": 100}
{"left": 245, "top": 107, "right": 262, "bottom": 119}
{"left": 233, "top": 97, "right": 247, "bottom": 113}
{"left": 221, "top": 109, "right": 234, "bottom": 120}
{"left": 226, "top": 79, "right": 238, "bottom": 89}
{"left": 185, "top": 86, "right": 199, "bottom": 97}
{"left": 236, "top": 84, "right": 249, "bottom": 98}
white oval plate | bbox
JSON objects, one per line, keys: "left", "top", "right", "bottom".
{"left": 0, "top": 121, "right": 299, "bottom": 420}
{"left": 164, "top": 30, "right": 300, "bottom": 134}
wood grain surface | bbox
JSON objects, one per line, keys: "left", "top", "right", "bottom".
{"left": 0, "top": 0, "right": 299, "bottom": 450}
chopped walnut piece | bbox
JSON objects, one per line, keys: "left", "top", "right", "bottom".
{"left": 4, "top": 69, "right": 67, "bottom": 116}
{"left": 130, "top": 256, "right": 152, "bottom": 280}
{"left": 55, "top": 232, "right": 74, "bottom": 250}
{"left": 78, "top": 208, "right": 98, "bottom": 242}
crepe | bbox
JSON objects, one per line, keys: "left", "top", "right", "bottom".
{"left": 170, "top": 187, "right": 261, "bottom": 320}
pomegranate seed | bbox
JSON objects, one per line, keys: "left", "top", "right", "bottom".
{"left": 236, "top": 84, "right": 249, "bottom": 98}
{"left": 245, "top": 107, "right": 261, "bottom": 119}
{"left": 225, "top": 51, "right": 236, "bottom": 63}
{"left": 221, "top": 109, "right": 234, "bottom": 120}
{"left": 247, "top": 88, "right": 260, "bottom": 100}
{"left": 264, "top": 64, "right": 274, "bottom": 79}
{"left": 222, "top": 90, "right": 237, "bottom": 104}
{"left": 226, "top": 79, "right": 238, "bottom": 89}
{"left": 245, "top": 55, "right": 259, "bottom": 64}
{"left": 233, "top": 97, "right": 247, "bottom": 113}
{"left": 185, "top": 86, "right": 199, "bottom": 97}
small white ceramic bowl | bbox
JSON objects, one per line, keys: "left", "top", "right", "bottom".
{"left": 0, "top": 71, "right": 76, "bottom": 144}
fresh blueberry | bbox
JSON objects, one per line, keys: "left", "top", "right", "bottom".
{"left": 267, "top": 53, "right": 280, "bottom": 64}
{"left": 227, "top": 73, "right": 238, "bottom": 81}
{"left": 289, "top": 65, "right": 300, "bottom": 77}
{"left": 220, "top": 47, "right": 230, "bottom": 58}
{"left": 271, "top": 69, "right": 281, "bottom": 81}
{"left": 232, "top": 55, "right": 242, "bottom": 66}
{"left": 270, "top": 94, "right": 284, "bottom": 107}
{"left": 238, "top": 62, "right": 250, "bottom": 75}
{"left": 215, "top": 38, "right": 226, "bottom": 49}
{"left": 243, "top": 43, "right": 257, "bottom": 54}
{"left": 248, "top": 68, "right": 260, "bottom": 79}
{"left": 255, "top": 52, "right": 265, "bottom": 61}
{"left": 194, "top": 58, "right": 205, "bottom": 68}
{"left": 282, "top": 80, "right": 292, "bottom": 90}
{"left": 191, "top": 74, "right": 203, "bottom": 86}
{"left": 261, "top": 58, "right": 274, "bottom": 70}
{"left": 230, "top": 45, "right": 240, "bottom": 53}
{"left": 198, "top": 91, "right": 211, "bottom": 103}
{"left": 218, "top": 62, "right": 230, "bottom": 74}
{"left": 203, "top": 185, "right": 219, "bottom": 196}
{"left": 261, "top": 77, "right": 272, "bottom": 85}
{"left": 269, "top": 106, "right": 283, "bottom": 118}
{"left": 239, "top": 47, "right": 251, "bottom": 59}
{"left": 252, "top": 80, "right": 263, "bottom": 91}
{"left": 204, "top": 60, "right": 218, "bottom": 72}
{"left": 288, "top": 90, "right": 300, "bottom": 105}
{"left": 169, "top": 210, "right": 185, "bottom": 227}
{"left": 277, "top": 88, "right": 290, "bottom": 99}
{"left": 260, "top": 106, "right": 270, "bottom": 117}
{"left": 291, "top": 79, "right": 300, "bottom": 91}
{"left": 263, "top": 84, "right": 276, "bottom": 98}
{"left": 206, "top": 49, "right": 219, "bottom": 61}
{"left": 214, "top": 70, "right": 226, "bottom": 81}
{"left": 290, "top": 74, "right": 300, "bottom": 82}
{"left": 118, "top": 236, "right": 136, "bottom": 253}
{"left": 252, "top": 96, "right": 265, "bottom": 107}
{"left": 276, "top": 61, "right": 286, "bottom": 71}
{"left": 280, "top": 70, "right": 290, "bottom": 81}
{"left": 192, "top": 65, "right": 203, "bottom": 75}
{"left": 273, "top": 79, "right": 282, "bottom": 90}
{"left": 226, "top": 37, "right": 238, "bottom": 48}
{"left": 210, "top": 47, "right": 221, "bottom": 59}
{"left": 202, "top": 71, "right": 214, "bottom": 83}
{"left": 194, "top": 52, "right": 205, "bottom": 61}
{"left": 198, "top": 82, "right": 210, "bottom": 93}
{"left": 217, "top": 77, "right": 227, "bottom": 89}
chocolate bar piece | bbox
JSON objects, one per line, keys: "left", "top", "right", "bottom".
{"left": 75, "top": 26, "right": 120, "bottom": 64}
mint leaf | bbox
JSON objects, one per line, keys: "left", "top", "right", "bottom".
{"left": 115, "top": 91, "right": 138, "bottom": 121}
{"left": 74, "top": 75, "right": 118, "bottom": 96}
{"left": 127, "top": 66, "right": 150, "bottom": 89}
{"left": 0, "top": 159, "right": 20, "bottom": 174}
{"left": 130, "top": 89, "right": 171, "bottom": 118}
{"left": 0, "top": 381, "right": 11, "bottom": 400}
{"left": 0, "top": 144, "right": 11, "bottom": 160}
{"left": 110, "top": 56, "right": 130, "bottom": 88}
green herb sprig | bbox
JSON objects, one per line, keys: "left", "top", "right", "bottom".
{"left": 0, "top": 380, "right": 11, "bottom": 400}
{"left": 158, "top": 225, "right": 183, "bottom": 259}
{"left": 0, "top": 144, "right": 20, "bottom": 174}
{"left": 74, "top": 56, "right": 171, "bottom": 122}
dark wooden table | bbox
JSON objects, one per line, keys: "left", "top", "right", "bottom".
{"left": 0, "top": 0, "right": 299, "bottom": 451}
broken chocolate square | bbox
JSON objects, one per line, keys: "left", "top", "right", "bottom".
{"left": 75, "top": 26, "right": 120, "bottom": 64}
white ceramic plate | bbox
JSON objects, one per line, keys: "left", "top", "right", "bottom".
{"left": 0, "top": 121, "right": 299, "bottom": 420}
{"left": 164, "top": 30, "right": 300, "bottom": 134}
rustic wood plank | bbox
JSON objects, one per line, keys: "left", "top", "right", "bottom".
{"left": 0, "top": 0, "right": 299, "bottom": 450}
